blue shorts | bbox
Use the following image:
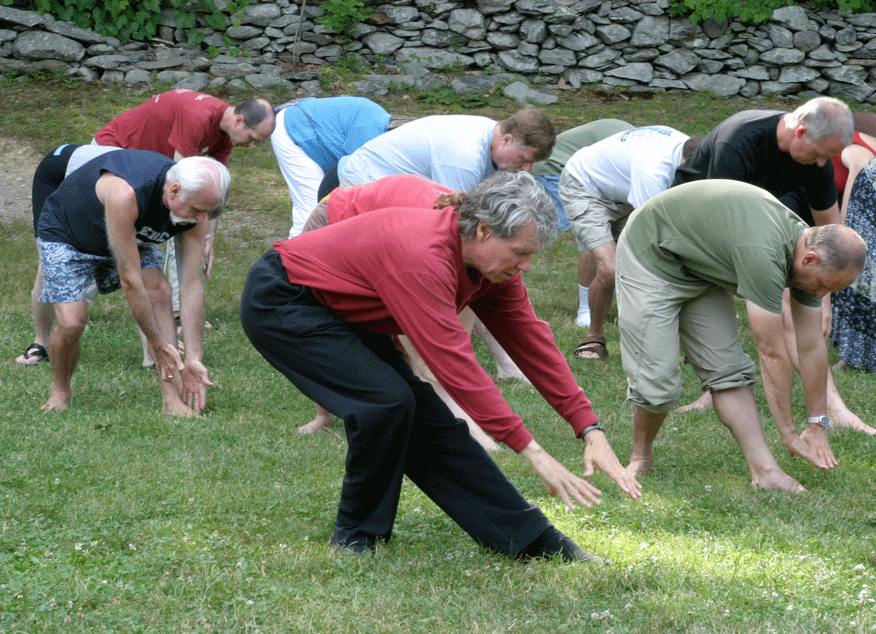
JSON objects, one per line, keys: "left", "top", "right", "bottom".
{"left": 38, "top": 239, "right": 164, "bottom": 304}
{"left": 534, "top": 174, "right": 570, "bottom": 232}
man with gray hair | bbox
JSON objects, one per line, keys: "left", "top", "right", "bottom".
{"left": 241, "top": 170, "right": 641, "bottom": 561}
{"left": 37, "top": 149, "right": 230, "bottom": 416}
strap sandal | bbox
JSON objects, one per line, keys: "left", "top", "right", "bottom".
{"left": 574, "top": 335, "right": 608, "bottom": 360}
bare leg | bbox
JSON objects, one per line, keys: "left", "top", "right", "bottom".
{"left": 674, "top": 390, "right": 714, "bottom": 414}
{"left": 576, "top": 251, "right": 595, "bottom": 328}
{"left": 398, "top": 333, "right": 500, "bottom": 452}
{"left": 42, "top": 300, "right": 87, "bottom": 412}
{"left": 779, "top": 293, "right": 875, "bottom": 435}
{"left": 627, "top": 404, "right": 666, "bottom": 475}
{"left": 139, "top": 327, "right": 155, "bottom": 368}
{"left": 711, "top": 386, "right": 804, "bottom": 492}
{"left": 577, "top": 241, "right": 615, "bottom": 359}
{"left": 16, "top": 262, "right": 55, "bottom": 365}
{"left": 298, "top": 404, "right": 335, "bottom": 434}
{"left": 825, "top": 370, "right": 876, "bottom": 434}
{"left": 469, "top": 313, "right": 531, "bottom": 385}
{"left": 141, "top": 268, "right": 195, "bottom": 417}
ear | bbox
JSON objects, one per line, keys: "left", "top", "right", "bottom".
{"left": 794, "top": 125, "right": 806, "bottom": 139}
{"left": 476, "top": 221, "right": 491, "bottom": 241}
{"left": 801, "top": 250, "right": 821, "bottom": 266}
{"left": 500, "top": 133, "right": 515, "bottom": 148}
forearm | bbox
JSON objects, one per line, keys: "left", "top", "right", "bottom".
{"left": 122, "top": 281, "right": 164, "bottom": 346}
{"left": 756, "top": 346, "right": 798, "bottom": 440}
{"left": 795, "top": 340, "right": 829, "bottom": 417}
{"left": 178, "top": 278, "right": 206, "bottom": 361}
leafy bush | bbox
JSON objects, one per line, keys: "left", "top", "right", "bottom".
{"left": 669, "top": 0, "right": 876, "bottom": 24}
{"left": 12, "top": 0, "right": 248, "bottom": 48}
{"left": 315, "top": 0, "right": 371, "bottom": 37}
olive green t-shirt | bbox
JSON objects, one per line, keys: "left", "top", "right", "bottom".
{"left": 622, "top": 180, "right": 820, "bottom": 313}
{"left": 532, "top": 119, "right": 633, "bottom": 176}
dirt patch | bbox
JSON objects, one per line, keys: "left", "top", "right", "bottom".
{"left": 0, "top": 137, "right": 42, "bottom": 225}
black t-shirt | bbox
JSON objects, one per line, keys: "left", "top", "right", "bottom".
{"left": 672, "top": 111, "right": 836, "bottom": 225}
{"left": 37, "top": 149, "right": 191, "bottom": 256}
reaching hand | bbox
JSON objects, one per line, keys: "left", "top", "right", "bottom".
{"left": 180, "top": 359, "right": 214, "bottom": 413}
{"left": 152, "top": 341, "right": 184, "bottom": 392}
{"left": 788, "top": 426, "right": 838, "bottom": 470}
{"left": 521, "top": 440, "right": 603, "bottom": 509}
{"left": 582, "top": 431, "right": 643, "bottom": 499}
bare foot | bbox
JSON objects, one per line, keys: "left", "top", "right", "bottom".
{"left": 626, "top": 455, "right": 653, "bottom": 476}
{"left": 463, "top": 419, "right": 501, "bottom": 452}
{"left": 41, "top": 391, "right": 71, "bottom": 412}
{"left": 298, "top": 414, "right": 333, "bottom": 434}
{"left": 751, "top": 472, "right": 805, "bottom": 493}
{"left": 831, "top": 359, "right": 848, "bottom": 372}
{"left": 674, "top": 391, "right": 713, "bottom": 414}
{"left": 827, "top": 405, "right": 876, "bottom": 435}
{"left": 162, "top": 401, "right": 197, "bottom": 417}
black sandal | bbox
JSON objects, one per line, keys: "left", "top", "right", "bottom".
{"left": 16, "top": 343, "right": 48, "bottom": 365}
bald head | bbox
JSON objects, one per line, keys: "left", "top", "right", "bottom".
{"left": 804, "top": 224, "right": 867, "bottom": 273}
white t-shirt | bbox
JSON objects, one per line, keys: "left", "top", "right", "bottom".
{"left": 69, "top": 144, "right": 122, "bottom": 176}
{"left": 563, "top": 126, "right": 689, "bottom": 208}
{"left": 338, "top": 115, "right": 497, "bottom": 192}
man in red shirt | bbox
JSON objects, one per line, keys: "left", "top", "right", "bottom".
{"left": 241, "top": 171, "right": 641, "bottom": 560}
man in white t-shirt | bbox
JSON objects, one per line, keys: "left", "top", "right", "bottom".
{"left": 336, "top": 107, "right": 555, "bottom": 191}
{"left": 559, "top": 126, "right": 701, "bottom": 360}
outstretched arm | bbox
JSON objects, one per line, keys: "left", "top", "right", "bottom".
{"left": 746, "top": 299, "right": 835, "bottom": 470}
{"left": 177, "top": 223, "right": 213, "bottom": 412}
{"left": 789, "top": 294, "right": 837, "bottom": 469}
{"left": 98, "top": 173, "right": 183, "bottom": 391}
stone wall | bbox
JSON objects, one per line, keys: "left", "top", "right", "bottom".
{"left": 2, "top": 1, "right": 876, "bottom": 104}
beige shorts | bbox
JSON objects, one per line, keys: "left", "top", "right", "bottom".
{"left": 615, "top": 233, "right": 756, "bottom": 413}
{"left": 559, "top": 170, "right": 633, "bottom": 252}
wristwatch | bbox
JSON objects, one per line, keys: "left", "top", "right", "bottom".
{"left": 806, "top": 415, "right": 830, "bottom": 429}
{"left": 578, "top": 422, "right": 605, "bottom": 439}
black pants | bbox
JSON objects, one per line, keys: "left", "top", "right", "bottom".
{"left": 240, "top": 249, "right": 550, "bottom": 555}
{"left": 316, "top": 164, "right": 340, "bottom": 201}
{"left": 32, "top": 144, "right": 77, "bottom": 236}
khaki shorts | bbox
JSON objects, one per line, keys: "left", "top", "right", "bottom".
{"left": 615, "top": 233, "right": 756, "bottom": 413}
{"left": 559, "top": 170, "right": 633, "bottom": 252}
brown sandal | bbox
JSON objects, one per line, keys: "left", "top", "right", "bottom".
{"left": 574, "top": 335, "right": 608, "bottom": 360}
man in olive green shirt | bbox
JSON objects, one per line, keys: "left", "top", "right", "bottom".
{"left": 616, "top": 180, "right": 866, "bottom": 492}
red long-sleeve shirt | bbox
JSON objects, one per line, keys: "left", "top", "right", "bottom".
{"left": 274, "top": 203, "right": 598, "bottom": 452}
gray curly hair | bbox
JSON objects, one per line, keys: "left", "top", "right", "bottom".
{"left": 457, "top": 170, "right": 558, "bottom": 245}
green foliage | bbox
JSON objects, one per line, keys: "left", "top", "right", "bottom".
{"left": 668, "top": 0, "right": 876, "bottom": 24}
{"left": 668, "top": 0, "right": 792, "bottom": 24}
{"left": 27, "top": 0, "right": 249, "bottom": 47}
{"left": 414, "top": 84, "right": 504, "bottom": 109}
{"left": 316, "top": 0, "right": 370, "bottom": 37}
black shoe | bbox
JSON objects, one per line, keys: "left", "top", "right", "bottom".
{"left": 331, "top": 530, "right": 377, "bottom": 555}
{"left": 520, "top": 526, "right": 612, "bottom": 564}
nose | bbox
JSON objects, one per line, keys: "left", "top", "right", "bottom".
{"left": 815, "top": 157, "right": 828, "bottom": 167}
{"left": 815, "top": 288, "right": 828, "bottom": 298}
{"left": 520, "top": 162, "right": 533, "bottom": 173}
{"left": 517, "top": 256, "right": 532, "bottom": 273}
{"left": 195, "top": 211, "right": 209, "bottom": 224}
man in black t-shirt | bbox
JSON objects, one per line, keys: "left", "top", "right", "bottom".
{"left": 36, "top": 150, "right": 230, "bottom": 416}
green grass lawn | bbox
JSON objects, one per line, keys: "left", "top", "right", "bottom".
{"left": 0, "top": 76, "right": 874, "bottom": 633}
